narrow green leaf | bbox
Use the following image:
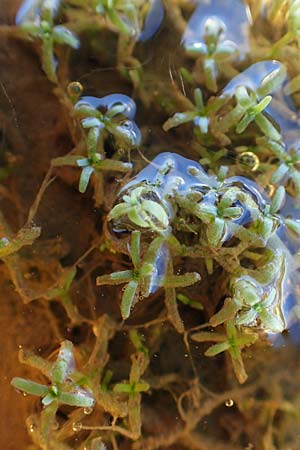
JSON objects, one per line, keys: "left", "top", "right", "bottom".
{"left": 163, "top": 111, "right": 196, "bottom": 131}
{"left": 271, "top": 163, "right": 289, "bottom": 183}
{"left": 255, "top": 114, "right": 281, "bottom": 141}
{"left": 42, "top": 392, "right": 56, "bottom": 406}
{"left": 134, "top": 382, "right": 150, "bottom": 393}
{"left": 270, "top": 185, "right": 286, "bottom": 213}
{"left": 52, "top": 340, "right": 74, "bottom": 385}
{"left": 76, "top": 158, "right": 89, "bottom": 167}
{"left": 290, "top": 170, "right": 300, "bottom": 194}
{"left": 53, "top": 25, "right": 80, "bottom": 48}
{"left": 233, "top": 279, "right": 260, "bottom": 306}
{"left": 96, "top": 270, "right": 133, "bottom": 286}
{"left": 191, "top": 331, "right": 226, "bottom": 343}
{"left": 20, "top": 22, "right": 41, "bottom": 35}
{"left": 263, "top": 288, "right": 277, "bottom": 308}
{"left": 52, "top": 155, "right": 83, "bottom": 167}
{"left": 196, "top": 202, "right": 217, "bottom": 222}
{"left": 177, "top": 293, "right": 203, "bottom": 310}
{"left": 59, "top": 390, "right": 95, "bottom": 407}
{"left": 106, "top": 104, "right": 126, "bottom": 118}
{"left": 128, "top": 208, "right": 150, "bottom": 228}
{"left": 11, "top": 378, "right": 49, "bottom": 397}
{"left": 79, "top": 166, "right": 94, "bottom": 193}
{"left": 130, "top": 231, "right": 141, "bottom": 269}
{"left": 235, "top": 86, "right": 251, "bottom": 108}
{"left": 222, "top": 206, "right": 243, "bottom": 218}
{"left": 114, "top": 382, "right": 132, "bottom": 394}
{"left": 142, "top": 200, "right": 169, "bottom": 228}
{"left": 285, "top": 218, "right": 300, "bottom": 235}
{"left": 139, "top": 262, "right": 153, "bottom": 278}
{"left": 161, "top": 272, "right": 201, "bottom": 288}
{"left": 236, "top": 112, "right": 255, "bottom": 134}
{"left": 108, "top": 203, "right": 132, "bottom": 221}
{"left": 235, "top": 308, "right": 257, "bottom": 326}
{"left": 258, "top": 66, "right": 287, "bottom": 96}
{"left": 207, "top": 217, "right": 225, "bottom": 246}
{"left": 194, "top": 88, "right": 204, "bottom": 112}
{"left": 185, "top": 42, "right": 207, "bottom": 56}
{"left": 95, "top": 159, "right": 132, "bottom": 172}
{"left": 87, "top": 127, "right": 101, "bottom": 153}
{"left": 284, "top": 73, "right": 300, "bottom": 95}
{"left": 259, "top": 309, "right": 284, "bottom": 333}
{"left": 210, "top": 298, "right": 240, "bottom": 327}
{"left": 229, "top": 350, "right": 248, "bottom": 384}
{"left": 41, "top": 35, "right": 56, "bottom": 82}
{"left": 81, "top": 117, "right": 102, "bottom": 129}
{"left": 203, "top": 57, "right": 217, "bottom": 92}
{"left": 205, "top": 341, "right": 231, "bottom": 356}
{"left": 121, "top": 280, "right": 139, "bottom": 319}
{"left": 236, "top": 333, "right": 258, "bottom": 347}
{"left": 39, "top": 401, "right": 59, "bottom": 446}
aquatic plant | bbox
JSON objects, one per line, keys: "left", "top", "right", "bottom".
{"left": 52, "top": 94, "right": 137, "bottom": 201}
{"left": 16, "top": 0, "right": 80, "bottom": 82}
{"left": 1, "top": 0, "right": 300, "bottom": 449}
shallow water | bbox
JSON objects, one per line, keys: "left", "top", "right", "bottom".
{"left": 2, "top": 1, "right": 300, "bottom": 449}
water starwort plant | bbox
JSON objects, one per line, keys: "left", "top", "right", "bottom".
{"left": 2, "top": 0, "right": 300, "bottom": 449}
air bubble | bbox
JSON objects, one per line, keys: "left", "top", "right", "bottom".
{"left": 67, "top": 81, "right": 83, "bottom": 99}
{"left": 225, "top": 398, "right": 234, "bottom": 407}
{"left": 72, "top": 421, "right": 82, "bottom": 432}
{"left": 28, "top": 422, "right": 36, "bottom": 433}
{"left": 237, "top": 151, "right": 260, "bottom": 171}
{"left": 83, "top": 406, "right": 94, "bottom": 415}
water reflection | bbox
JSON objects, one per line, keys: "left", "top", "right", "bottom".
{"left": 112, "top": 152, "right": 300, "bottom": 337}
{"left": 221, "top": 60, "right": 300, "bottom": 146}
{"left": 15, "top": 0, "right": 41, "bottom": 24}
{"left": 182, "top": 0, "right": 251, "bottom": 59}
{"left": 138, "top": 0, "right": 164, "bottom": 42}
{"left": 76, "top": 94, "right": 137, "bottom": 120}
{"left": 15, "top": 0, "right": 60, "bottom": 24}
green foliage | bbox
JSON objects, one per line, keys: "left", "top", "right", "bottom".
{"left": 6, "top": 0, "right": 300, "bottom": 448}
{"left": 210, "top": 277, "right": 284, "bottom": 333}
{"left": 163, "top": 88, "right": 211, "bottom": 134}
{"left": 92, "top": 0, "right": 143, "bottom": 35}
{"left": 268, "top": 142, "right": 300, "bottom": 195}
{"left": 12, "top": 341, "right": 95, "bottom": 448}
{"left": 192, "top": 321, "right": 258, "bottom": 384}
{"left": 52, "top": 99, "right": 135, "bottom": 201}
{"left": 185, "top": 17, "right": 238, "bottom": 92}
{"left": 17, "top": 0, "right": 79, "bottom": 82}
{"left": 96, "top": 231, "right": 200, "bottom": 319}
{"left": 0, "top": 225, "right": 41, "bottom": 258}
{"left": 12, "top": 341, "right": 95, "bottom": 408}
{"left": 65, "top": 0, "right": 145, "bottom": 36}
{"left": 43, "top": 267, "right": 86, "bottom": 323}
{"left": 109, "top": 186, "right": 169, "bottom": 231}
{"left": 176, "top": 292, "right": 203, "bottom": 310}
{"left": 219, "top": 87, "right": 280, "bottom": 140}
